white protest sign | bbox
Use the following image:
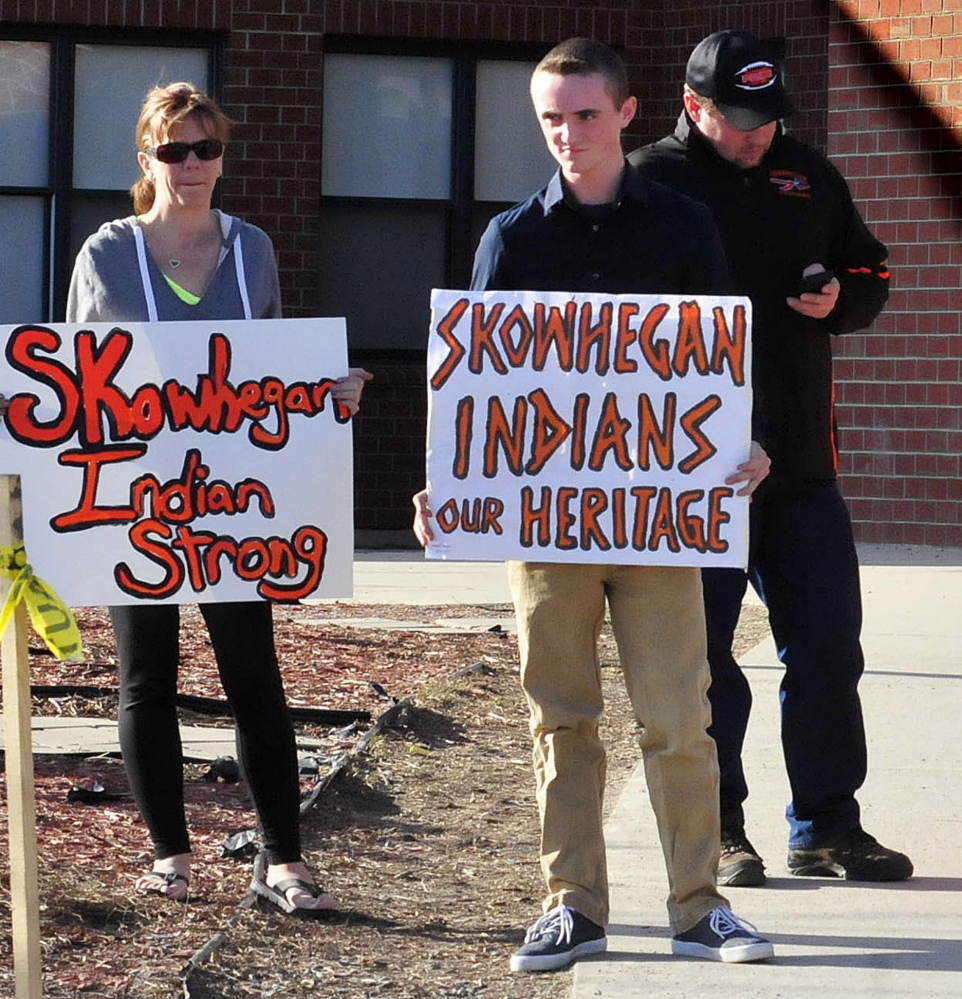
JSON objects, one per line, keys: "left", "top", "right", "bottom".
{"left": 0, "top": 317, "right": 353, "bottom": 605}
{"left": 425, "top": 289, "right": 753, "bottom": 567}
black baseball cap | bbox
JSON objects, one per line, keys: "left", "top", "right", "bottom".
{"left": 685, "top": 30, "right": 796, "bottom": 130}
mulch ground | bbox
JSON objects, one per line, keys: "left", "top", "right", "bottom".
{"left": 0, "top": 599, "right": 770, "bottom": 998}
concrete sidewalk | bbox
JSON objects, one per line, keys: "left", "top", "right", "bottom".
{"left": 348, "top": 549, "right": 513, "bottom": 605}
{"left": 572, "top": 543, "right": 962, "bottom": 998}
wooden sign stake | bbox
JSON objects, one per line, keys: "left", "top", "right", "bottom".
{"left": 0, "top": 474, "right": 43, "bottom": 999}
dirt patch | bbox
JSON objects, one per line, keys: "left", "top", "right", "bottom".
{"left": 0, "top": 600, "right": 771, "bottom": 998}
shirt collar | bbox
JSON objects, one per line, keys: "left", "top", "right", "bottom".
{"left": 543, "top": 161, "right": 651, "bottom": 216}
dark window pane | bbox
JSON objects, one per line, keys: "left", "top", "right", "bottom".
{"left": 0, "top": 196, "right": 45, "bottom": 323}
{"left": 317, "top": 205, "right": 446, "bottom": 350}
{"left": 69, "top": 192, "right": 137, "bottom": 267}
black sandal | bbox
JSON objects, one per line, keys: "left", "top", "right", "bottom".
{"left": 249, "top": 852, "right": 336, "bottom": 919}
{"left": 138, "top": 870, "right": 189, "bottom": 901}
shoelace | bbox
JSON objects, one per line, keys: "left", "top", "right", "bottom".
{"left": 720, "top": 837, "right": 739, "bottom": 852}
{"left": 720, "top": 834, "right": 754, "bottom": 855}
{"left": 709, "top": 907, "right": 760, "bottom": 938}
{"left": 525, "top": 905, "right": 574, "bottom": 945}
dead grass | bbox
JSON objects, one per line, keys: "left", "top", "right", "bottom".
{"left": 0, "top": 600, "right": 770, "bottom": 998}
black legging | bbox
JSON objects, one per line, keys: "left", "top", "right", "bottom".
{"left": 111, "top": 600, "right": 301, "bottom": 865}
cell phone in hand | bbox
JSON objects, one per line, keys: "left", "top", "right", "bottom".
{"left": 798, "top": 270, "right": 835, "bottom": 295}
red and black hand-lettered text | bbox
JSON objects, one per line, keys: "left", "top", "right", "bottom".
{"left": 429, "top": 296, "right": 748, "bottom": 554}
{"left": 4, "top": 325, "right": 346, "bottom": 600}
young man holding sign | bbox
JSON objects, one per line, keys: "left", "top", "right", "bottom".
{"left": 415, "top": 38, "right": 772, "bottom": 973}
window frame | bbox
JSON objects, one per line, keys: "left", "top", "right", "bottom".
{"left": 319, "top": 36, "right": 553, "bottom": 359}
{"left": 0, "top": 24, "right": 224, "bottom": 323}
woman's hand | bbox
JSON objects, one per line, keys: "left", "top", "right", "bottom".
{"left": 412, "top": 489, "right": 434, "bottom": 547}
{"left": 332, "top": 368, "right": 373, "bottom": 417}
{"left": 725, "top": 440, "right": 771, "bottom": 497}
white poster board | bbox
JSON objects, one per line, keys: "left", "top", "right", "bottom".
{"left": 425, "top": 289, "right": 753, "bottom": 567}
{"left": 0, "top": 318, "right": 353, "bottom": 605}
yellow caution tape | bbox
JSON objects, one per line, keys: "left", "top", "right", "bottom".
{"left": 0, "top": 541, "right": 84, "bottom": 662}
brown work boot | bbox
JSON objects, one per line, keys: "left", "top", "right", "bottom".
{"left": 718, "top": 827, "right": 766, "bottom": 887}
{"left": 787, "top": 829, "right": 913, "bottom": 881}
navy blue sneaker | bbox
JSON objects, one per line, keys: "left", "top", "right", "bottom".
{"left": 509, "top": 905, "right": 607, "bottom": 972}
{"left": 671, "top": 907, "right": 773, "bottom": 963}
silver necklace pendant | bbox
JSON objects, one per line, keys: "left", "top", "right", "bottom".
{"left": 169, "top": 259, "right": 181, "bottom": 268}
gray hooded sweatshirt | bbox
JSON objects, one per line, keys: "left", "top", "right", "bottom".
{"left": 66, "top": 210, "right": 282, "bottom": 323}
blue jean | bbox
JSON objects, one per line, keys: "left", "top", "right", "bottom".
{"left": 702, "top": 481, "right": 867, "bottom": 850}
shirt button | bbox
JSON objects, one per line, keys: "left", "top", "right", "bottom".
{"left": 592, "top": 224, "right": 600, "bottom": 232}
{"left": 591, "top": 272, "right": 600, "bottom": 280}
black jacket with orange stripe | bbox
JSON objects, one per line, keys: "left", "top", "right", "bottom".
{"left": 629, "top": 114, "right": 889, "bottom": 485}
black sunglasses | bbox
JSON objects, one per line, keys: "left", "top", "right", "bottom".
{"left": 148, "top": 138, "right": 224, "bottom": 163}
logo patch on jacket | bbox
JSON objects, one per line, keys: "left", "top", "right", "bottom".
{"left": 734, "top": 61, "right": 777, "bottom": 91}
{"left": 769, "top": 169, "right": 812, "bottom": 197}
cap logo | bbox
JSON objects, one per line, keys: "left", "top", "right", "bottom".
{"left": 733, "top": 61, "right": 777, "bottom": 91}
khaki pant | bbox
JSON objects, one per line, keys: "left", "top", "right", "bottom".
{"left": 507, "top": 560, "right": 727, "bottom": 933}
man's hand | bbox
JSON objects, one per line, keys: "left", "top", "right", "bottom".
{"left": 332, "top": 368, "right": 373, "bottom": 417}
{"left": 787, "top": 263, "right": 840, "bottom": 319}
{"left": 412, "top": 489, "right": 434, "bottom": 547}
{"left": 725, "top": 441, "right": 770, "bottom": 497}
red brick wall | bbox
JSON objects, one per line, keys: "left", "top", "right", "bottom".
{"left": 217, "top": 1, "right": 644, "bottom": 319}
{"left": 227, "top": 0, "right": 839, "bottom": 534}
{"left": 828, "top": 2, "right": 962, "bottom": 547}
{"left": 4, "top": 0, "right": 959, "bottom": 541}
{"left": 217, "top": 0, "right": 646, "bottom": 532}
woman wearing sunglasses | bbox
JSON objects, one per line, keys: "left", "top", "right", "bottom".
{"left": 66, "top": 83, "right": 368, "bottom": 916}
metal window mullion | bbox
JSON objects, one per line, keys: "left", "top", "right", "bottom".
{"left": 448, "top": 55, "right": 476, "bottom": 290}
{"left": 49, "top": 36, "right": 75, "bottom": 322}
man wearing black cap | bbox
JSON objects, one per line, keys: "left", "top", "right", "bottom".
{"left": 629, "top": 30, "right": 913, "bottom": 888}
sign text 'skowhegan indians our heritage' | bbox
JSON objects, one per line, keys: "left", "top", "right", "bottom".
{"left": 424, "top": 289, "right": 754, "bottom": 568}
{"left": 0, "top": 318, "right": 354, "bottom": 605}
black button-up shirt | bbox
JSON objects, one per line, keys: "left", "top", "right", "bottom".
{"left": 470, "top": 163, "right": 731, "bottom": 296}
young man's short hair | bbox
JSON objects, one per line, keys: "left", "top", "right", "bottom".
{"left": 534, "top": 37, "right": 630, "bottom": 107}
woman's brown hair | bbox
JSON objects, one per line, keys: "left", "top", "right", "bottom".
{"left": 130, "top": 82, "right": 232, "bottom": 215}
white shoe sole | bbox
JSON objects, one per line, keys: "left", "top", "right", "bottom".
{"left": 671, "top": 937, "right": 774, "bottom": 963}
{"left": 510, "top": 936, "right": 607, "bottom": 972}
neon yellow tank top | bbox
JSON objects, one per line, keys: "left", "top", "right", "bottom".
{"left": 163, "top": 274, "right": 201, "bottom": 305}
